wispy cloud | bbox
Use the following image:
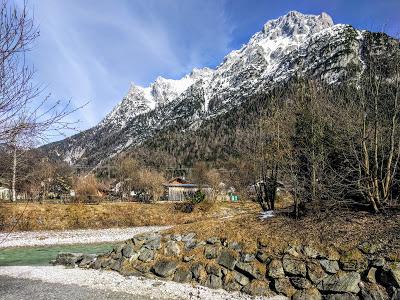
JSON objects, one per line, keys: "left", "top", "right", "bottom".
{"left": 21, "top": 0, "right": 399, "bottom": 141}
{"left": 26, "top": 0, "right": 233, "bottom": 134}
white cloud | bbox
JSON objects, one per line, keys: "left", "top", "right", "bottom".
{"left": 25, "top": 0, "right": 233, "bottom": 137}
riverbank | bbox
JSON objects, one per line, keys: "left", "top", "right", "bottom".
{"left": 66, "top": 214, "right": 400, "bottom": 299}
{"left": 0, "top": 226, "right": 168, "bottom": 248}
{"left": 0, "top": 266, "right": 286, "bottom": 300}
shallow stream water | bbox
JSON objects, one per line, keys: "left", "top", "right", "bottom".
{"left": 0, "top": 243, "right": 114, "bottom": 266}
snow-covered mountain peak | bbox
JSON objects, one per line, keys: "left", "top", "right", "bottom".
{"left": 149, "top": 74, "right": 196, "bottom": 105}
{"left": 215, "top": 11, "right": 336, "bottom": 86}
{"left": 99, "top": 82, "right": 154, "bottom": 128}
{"left": 101, "top": 68, "right": 215, "bottom": 129}
{"left": 107, "top": 11, "right": 337, "bottom": 129}
{"left": 48, "top": 11, "right": 400, "bottom": 167}
{"left": 261, "top": 11, "right": 334, "bottom": 39}
{"left": 189, "top": 67, "right": 214, "bottom": 79}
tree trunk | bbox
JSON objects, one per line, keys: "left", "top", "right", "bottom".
{"left": 11, "top": 144, "right": 17, "bottom": 202}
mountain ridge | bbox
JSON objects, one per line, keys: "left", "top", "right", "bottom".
{"left": 42, "top": 11, "right": 400, "bottom": 167}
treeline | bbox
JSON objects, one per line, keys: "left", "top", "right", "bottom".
{"left": 129, "top": 53, "right": 400, "bottom": 215}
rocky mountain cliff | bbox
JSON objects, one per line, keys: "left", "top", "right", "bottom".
{"left": 43, "top": 11, "right": 400, "bottom": 167}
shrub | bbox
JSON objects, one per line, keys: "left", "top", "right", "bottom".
{"left": 73, "top": 175, "right": 102, "bottom": 203}
{"left": 190, "top": 190, "right": 206, "bottom": 204}
{"left": 174, "top": 202, "right": 195, "bottom": 213}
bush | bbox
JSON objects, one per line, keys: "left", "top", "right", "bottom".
{"left": 174, "top": 190, "right": 207, "bottom": 213}
{"left": 190, "top": 190, "right": 206, "bottom": 204}
{"left": 73, "top": 175, "right": 102, "bottom": 203}
{"left": 174, "top": 202, "right": 195, "bottom": 213}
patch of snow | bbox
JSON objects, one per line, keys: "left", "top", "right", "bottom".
{"left": 259, "top": 211, "right": 275, "bottom": 220}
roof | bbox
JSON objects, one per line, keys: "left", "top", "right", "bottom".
{"left": 163, "top": 177, "right": 200, "bottom": 188}
{"left": 163, "top": 183, "right": 199, "bottom": 188}
{"left": 168, "top": 177, "right": 192, "bottom": 185}
{"left": 163, "top": 177, "right": 212, "bottom": 188}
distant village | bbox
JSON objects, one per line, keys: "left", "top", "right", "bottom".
{"left": 0, "top": 158, "right": 294, "bottom": 209}
{"left": 0, "top": 161, "right": 243, "bottom": 204}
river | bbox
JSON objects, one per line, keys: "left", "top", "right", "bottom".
{"left": 0, "top": 242, "right": 115, "bottom": 266}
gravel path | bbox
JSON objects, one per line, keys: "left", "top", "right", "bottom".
{"left": 0, "top": 226, "right": 169, "bottom": 248}
{"left": 0, "top": 275, "right": 150, "bottom": 300}
{"left": 0, "top": 266, "right": 287, "bottom": 300}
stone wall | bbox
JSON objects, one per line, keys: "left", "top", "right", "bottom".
{"left": 55, "top": 232, "right": 400, "bottom": 300}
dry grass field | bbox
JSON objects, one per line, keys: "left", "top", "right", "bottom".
{"left": 1, "top": 200, "right": 399, "bottom": 258}
{"left": 167, "top": 208, "right": 400, "bottom": 257}
{"left": 0, "top": 200, "right": 259, "bottom": 232}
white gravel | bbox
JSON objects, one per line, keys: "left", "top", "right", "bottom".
{"left": 0, "top": 266, "right": 287, "bottom": 300}
{"left": 0, "top": 226, "right": 169, "bottom": 248}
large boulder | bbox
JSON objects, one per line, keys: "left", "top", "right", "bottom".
{"left": 122, "top": 243, "right": 135, "bottom": 258}
{"left": 173, "top": 267, "right": 192, "bottom": 283}
{"left": 282, "top": 255, "right": 307, "bottom": 276}
{"left": 228, "top": 241, "right": 242, "bottom": 251}
{"left": 256, "top": 250, "right": 271, "bottom": 263}
{"left": 78, "top": 254, "right": 97, "bottom": 268}
{"left": 132, "top": 261, "right": 152, "bottom": 275}
{"left": 143, "top": 235, "right": 161, "bottom": 250}
{"left": 91, "top": 255, "right": 111, "bottom": 269}
{"left": 181, "top": 232, "right": 196, "bottom": 242}
{"left": 235, "top": 262, "right": 259, "bottom": 279}
{"left": 268, "top": 259, "right": 285, "bottom": 279}
{"left": 191, "top": 262, "right": 207, "bottom": 283}
{"left": 206, "top": 237, "right": 221, "bottom": 245}
{"left": 285, "top": 245, "right": 301, "bottom": 257}
{"left": 242, "top": 280, "right": 272, "bottom": 297}
{"left": 138, "top": 248, "right": 154, "bottom": 262}
{"left": 164, "top": 241, "right": 181, "bottom": 257}
{"left": 110, "top": 244, "right": 124, "bottom": 260}
{"left": 217, "top": 250, "right": 238, "bottom": 270}
{"left": 339, "top": 249, "right": 368, "bottom": 272}
{"left": 233, "top": 271, "right": 250, "bottom": 286}
{"left": 110, "top": 259, "right": 122, "bottom": 272}
{"left": 367, "top": 267, "right": 378, "bottom": 283}
{"left": 274, "top": 277, "right": 296, "bottom": 297}
{"left": 292, "top": 288, "right": 322, "bottom": 300}
{"left": 320, "top": 259, "right": 340, "bottom": 274}
{"left": 359, "top": 282, "right": 388, "bottom": 300}
{"left": 221, "top": 272, "right": 241, "bottom": 291}
{"left": 55, "top": 252, "right": 83, "bottom": 267}
{"left": 206, "top": 263, "right": 222, "bottom": 277}
{"left": 377, "top": 262, "right": 400, "bottom": 288}
{"left": 307, "top": 260, "right": 327, "bottom": 284}
{"left": 317, "top": 271, "right": 361, "bottom": 294}
{"left": 223, "top": 277, "right": 243, "bottom": 292}
{"left": 240, "top": 252, "right": 256, "bottom": 263}
{"left": 290, "top": 277, "right": 312, "bottom": 289}
{"left": 204, "top": 245, "right": 220, "bottom": 259}
{"left": 302, "top": 245, "right": 322, "bottom": 259}
{"left": 206, "top": 274, "right": 223, "bottom": 289}
{"left": 153, "top": 260, "right": 178, "bottom": 278}
{"left": 185, "top": 239, "right": 199, "bottom": 250}
{"left": 389, "top": 263, "right": 400, "bottom": 288}
{"left": 371, "top": 257, "right": 386, "bottom": 268}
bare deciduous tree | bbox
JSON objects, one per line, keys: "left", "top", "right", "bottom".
{"left": 0, "top": 0, "right": 80, "bottom": 201}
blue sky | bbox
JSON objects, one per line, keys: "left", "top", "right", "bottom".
{"left": 23, "top": 0, "right": 400, "bottom": 137}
